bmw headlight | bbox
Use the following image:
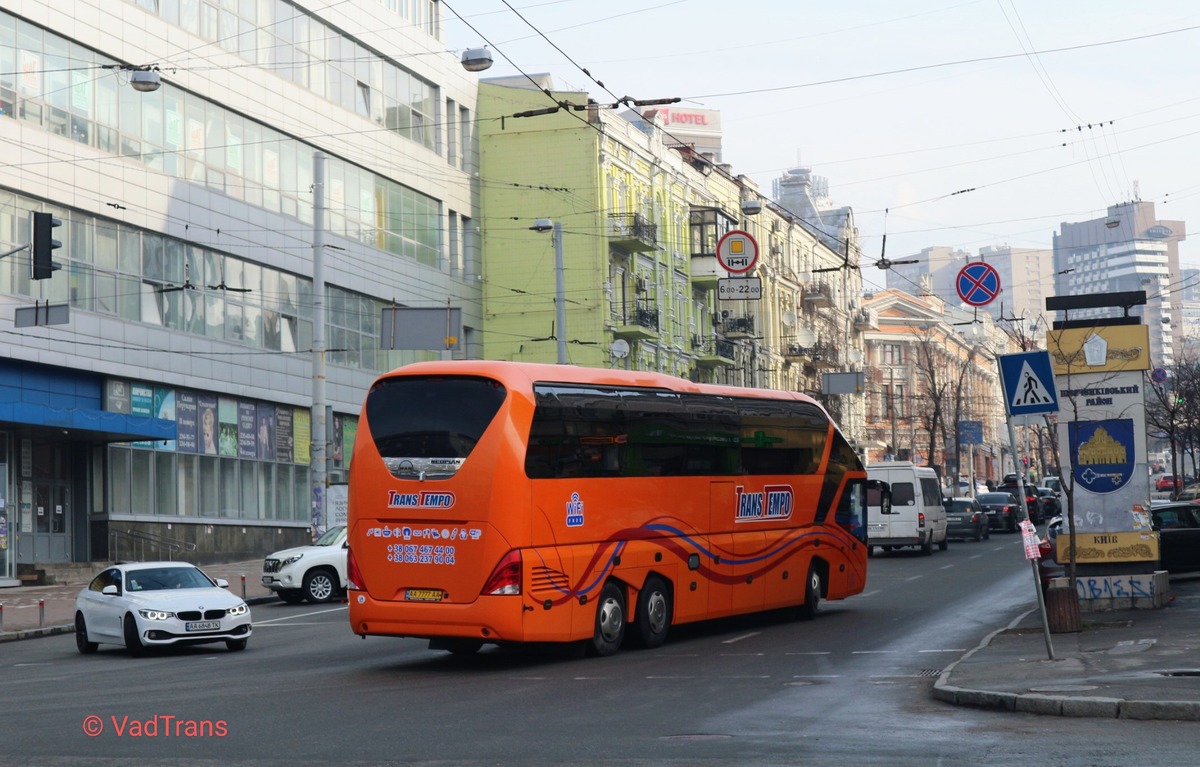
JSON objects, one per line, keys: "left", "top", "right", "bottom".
{"left": 281, "top": 554, "right": 303, "bottom": 567}
{"left": 138, "top": 609, "right": 174, "bottom": 621}
{"left": 227, "top": 603, "right": 249, "bottom": 617}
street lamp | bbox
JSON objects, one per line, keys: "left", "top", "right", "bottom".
{"left": 461, "top": 48, "right": 494, "bottom": 72}
{"left": 531, "top": 219, "right": 567, "bottom": 364}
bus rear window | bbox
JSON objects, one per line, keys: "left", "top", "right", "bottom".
{"left": 365, "top": 375, "right": 507, "bottom": 479}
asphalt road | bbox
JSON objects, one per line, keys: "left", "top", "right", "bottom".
{"left": 1, "top": 535, "right": 1196, "bottom": 767}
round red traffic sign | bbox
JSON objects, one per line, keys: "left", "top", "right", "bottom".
{"left": 716, "top": 230, "right": 758, "bottom": 274}
{"left": 956, "top": 261, "right": 1001, "bottom": 307}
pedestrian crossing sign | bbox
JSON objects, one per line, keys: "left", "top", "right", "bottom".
{"left": 998, "top": 351, "right": 1060, "bottom": 416}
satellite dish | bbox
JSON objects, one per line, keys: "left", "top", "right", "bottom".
{"left": 610, "top": 339, "right": 630, "bottom": 359}
{"left": 848, "top": 349, "right": 863, "bottom": 364}
{"left": 782, "top": 311, "right": 796, "bottom": 328}
{"left": 793, "top": 327, "right": 816, "bottom": 346}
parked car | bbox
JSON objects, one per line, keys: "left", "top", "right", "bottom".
{"left": 1151, "top": 503, "right": 1200, "bottom": 573}
{"left": 1155, "top": 474, "right": 1183, "bottom": 492}
{"left": 953, "top": 478, "right": 988, "bottom": 498}
{"left": 1176, "top": 485, "right": 1200, "bottom": 502}
{"left": 1035, "top": 487, "right": 1062, "bottom": 519}
{"left": 977, "top": 491, "right": 1021, "bottom": 532}
{"left": 997, "top": 482, "right": 1043, "bottom": 524}
{"left": 74, "top": 561, "right": 252, "bottom": 655}
{"left": 944, "top": 497, "right": 989, "bottom": 542}
{"left": 1042, "top": 475, "right": 1064, "bottom": 505}
{"left": 1037, "top": 515, "right": 1065, "bottom": 591}
{"left": 261, "top": 525, "right": 348, "bottom": 603}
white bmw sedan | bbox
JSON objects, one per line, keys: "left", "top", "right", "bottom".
{"left": 74, "top": 561, "right": 252, "bottom": 655}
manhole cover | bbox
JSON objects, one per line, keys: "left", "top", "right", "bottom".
{"left": 1029, "top": 684, "right": 1100, "bottom": 692}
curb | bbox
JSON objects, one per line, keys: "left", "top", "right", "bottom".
{"left": 931, "top": 609, "right": 1200, "bottom": 721}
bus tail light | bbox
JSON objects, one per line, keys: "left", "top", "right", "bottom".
{"left": 918, "top": 512, "right": 926, "bottom": 529}
{"left": 347, "top": 545, "right": 365, "bottom": 591}
{"left": 482, "top": 550, "right": 522, "bottom": 596}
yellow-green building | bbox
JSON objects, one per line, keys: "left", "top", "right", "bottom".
{"left": 478, "top": 78, "right": 867, "bottom": 443}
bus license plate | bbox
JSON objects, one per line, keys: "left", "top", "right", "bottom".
{"left": 185, "top": 621, "right": 221, "bottom": 632}
{"left": 405, "top": 589, "right": 443, "bottom": 602}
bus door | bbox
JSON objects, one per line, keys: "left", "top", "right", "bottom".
{"left": 706, "top": 481, "right": 765, "bottom": 619}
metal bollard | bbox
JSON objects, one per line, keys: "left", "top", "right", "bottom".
{"left": 39, "top": 599, "right": 45, "bottom": 628}
{"left": 1, "top": 603, "right": 4, "bottom": 632}
{"left": 240, "top": 575, "right": 246, "bottom": 600}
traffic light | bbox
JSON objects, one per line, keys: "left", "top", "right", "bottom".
{"left": 31, "top": 211, "right": 61, "bottom": 280}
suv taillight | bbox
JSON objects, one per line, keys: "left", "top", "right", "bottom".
{"left": 918, "top": 512, "right": 926, "bottom": 529}
{"left": 481, "top": 550, "right": 522, "bottom": 596}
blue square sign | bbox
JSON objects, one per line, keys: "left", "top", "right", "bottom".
{"left": 998, "top": 351, "right": 1059, "bottom": 416}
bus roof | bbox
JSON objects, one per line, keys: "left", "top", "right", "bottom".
{"left": 375, "top": 360, "right": 823, "bottom": 406}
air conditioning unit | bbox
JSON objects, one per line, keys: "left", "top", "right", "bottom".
{"left": 636, "top": 277, "right": 649, "bottom": 293}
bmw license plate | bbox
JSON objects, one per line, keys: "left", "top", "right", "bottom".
{"left": 405, "top": 589, "right": 443, "bottom": 602}
{"left": 185, "top": 621, "right": 221, "bottom": 632}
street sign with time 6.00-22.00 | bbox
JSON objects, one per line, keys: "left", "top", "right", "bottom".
{"left": 718, "top": 277, "right": 762, "bottom": 300}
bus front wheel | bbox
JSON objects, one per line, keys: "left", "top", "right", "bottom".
{"left": 635, "top": 575, "right": 671, "bottom": 649}
{"left": 588, "top": 582, "right": 626, "bottom": 657}
{"left": 797, "top": 563, "right": 821, "bottom": 621}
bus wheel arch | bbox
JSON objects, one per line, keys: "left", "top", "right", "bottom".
{"left": 635, "top": 573, "right": 672, "bottom": 649}
{"left": 588, "top": 580, "right": 627, "bottom": 657}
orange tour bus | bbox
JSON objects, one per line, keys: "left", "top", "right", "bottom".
{"left": 346, "top": 360, "right": 882, "bottom": 656}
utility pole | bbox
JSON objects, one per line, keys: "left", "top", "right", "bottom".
{"left": 311, "top": 151, "right": 327, "bottom": 539}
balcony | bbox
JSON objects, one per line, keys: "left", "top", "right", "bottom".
{"left": 613, "top": 301, "right": 659, "bottom": 341}
{"left": 608, "top": 213, "right": 658, "bottom": 252}
{"left": 719, "top": 315, "right": 754, "bottom": 338}
{"left": 854, "top": 308, "right": 879, "bottom": 330}
{"left": 692, "top": 335, "right": 737, "bottom": 368}
{"left": 803, "top": 280, "right": 835, "bottom": 309}
{"left": 786, "top": 342, "right": 839, "bottom": 370}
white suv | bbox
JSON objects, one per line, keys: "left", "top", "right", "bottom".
{"left": 261, "top": 526, "right": 347, "bottom": 603}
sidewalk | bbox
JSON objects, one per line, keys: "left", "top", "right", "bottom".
{"left": 934, "top": 575, "right": 1200, "bottom": 720}
{"left": 0, "top": 560, "right": 277, "bottom": 641}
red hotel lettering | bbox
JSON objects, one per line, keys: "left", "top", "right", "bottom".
{"left": 671, "top": 113, "right": 707, "bottom": 125}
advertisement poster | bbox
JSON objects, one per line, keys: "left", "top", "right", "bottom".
{"left": 293, "top": 408, "right": 311, "bottom": 465}
{"left": 176, "top": 390, "right": 198, "bottom": 453}
{"left": 256, "top": 403, "right": 276, "bottom": 461}
{"left": 275, "top": 407, "right": 294, "bottom": 464}
{"left": 198, "top": 394, "right": 219, "bottom": 455}
{"left": 218, "top": 397, "right": 239, "bottom": 457}
{"left": 237, "top": 401, "right": 257, "bottom": 459}
{"left": 131, "top": 384, "right": 154, "bottom": 448}
{"left": 154, "top": 387, "right": 176, "bottom": 451}
{"left": 342, "top": 417, "right": 357, "bottom": 469}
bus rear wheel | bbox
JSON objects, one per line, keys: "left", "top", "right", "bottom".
{"left": 635, "top": 575, "right": 671, "bottom": 649}
{"left": 588, "top": 582, "right": 626, "bottom": 657}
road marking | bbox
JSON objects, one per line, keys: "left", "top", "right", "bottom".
{"left": 720, "top": 653, "right": 765, "bottom": 657}
{"left": 857, "top": 590, "right": 880, "bottom": 598}
{"left": 919, "top": 648, "right": 966, "bottom": 653}
{"left": 792, "top": 674, "right": 840, "bottom": 678}
{"left": 905, "top": 575, "right": 923, "bottom": 581}
{"left": 938, "top": 565, "right": 954, "bottom": 570}
{"left": 721, "top": 632, "right": 760, "bottom": 644}
{"left": 851, "top": 650, "right": 896, "bottom": 654}
{"left": 785, "top": 651, "right": 831, "bottom": 656}
{"left": 253, "top": 606, "right": 347, "bottom": 625}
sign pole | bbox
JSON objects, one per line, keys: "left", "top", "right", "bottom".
{"left": 1007, "top": 414, "right": 1054, "bottom": 660}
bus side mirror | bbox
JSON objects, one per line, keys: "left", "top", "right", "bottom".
{"left": 867, "top": 479, "right": 892, "bottom": 515}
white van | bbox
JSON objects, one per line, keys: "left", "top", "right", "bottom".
{"left": 866, "top": 462, "right": 948, "bottom": 555}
